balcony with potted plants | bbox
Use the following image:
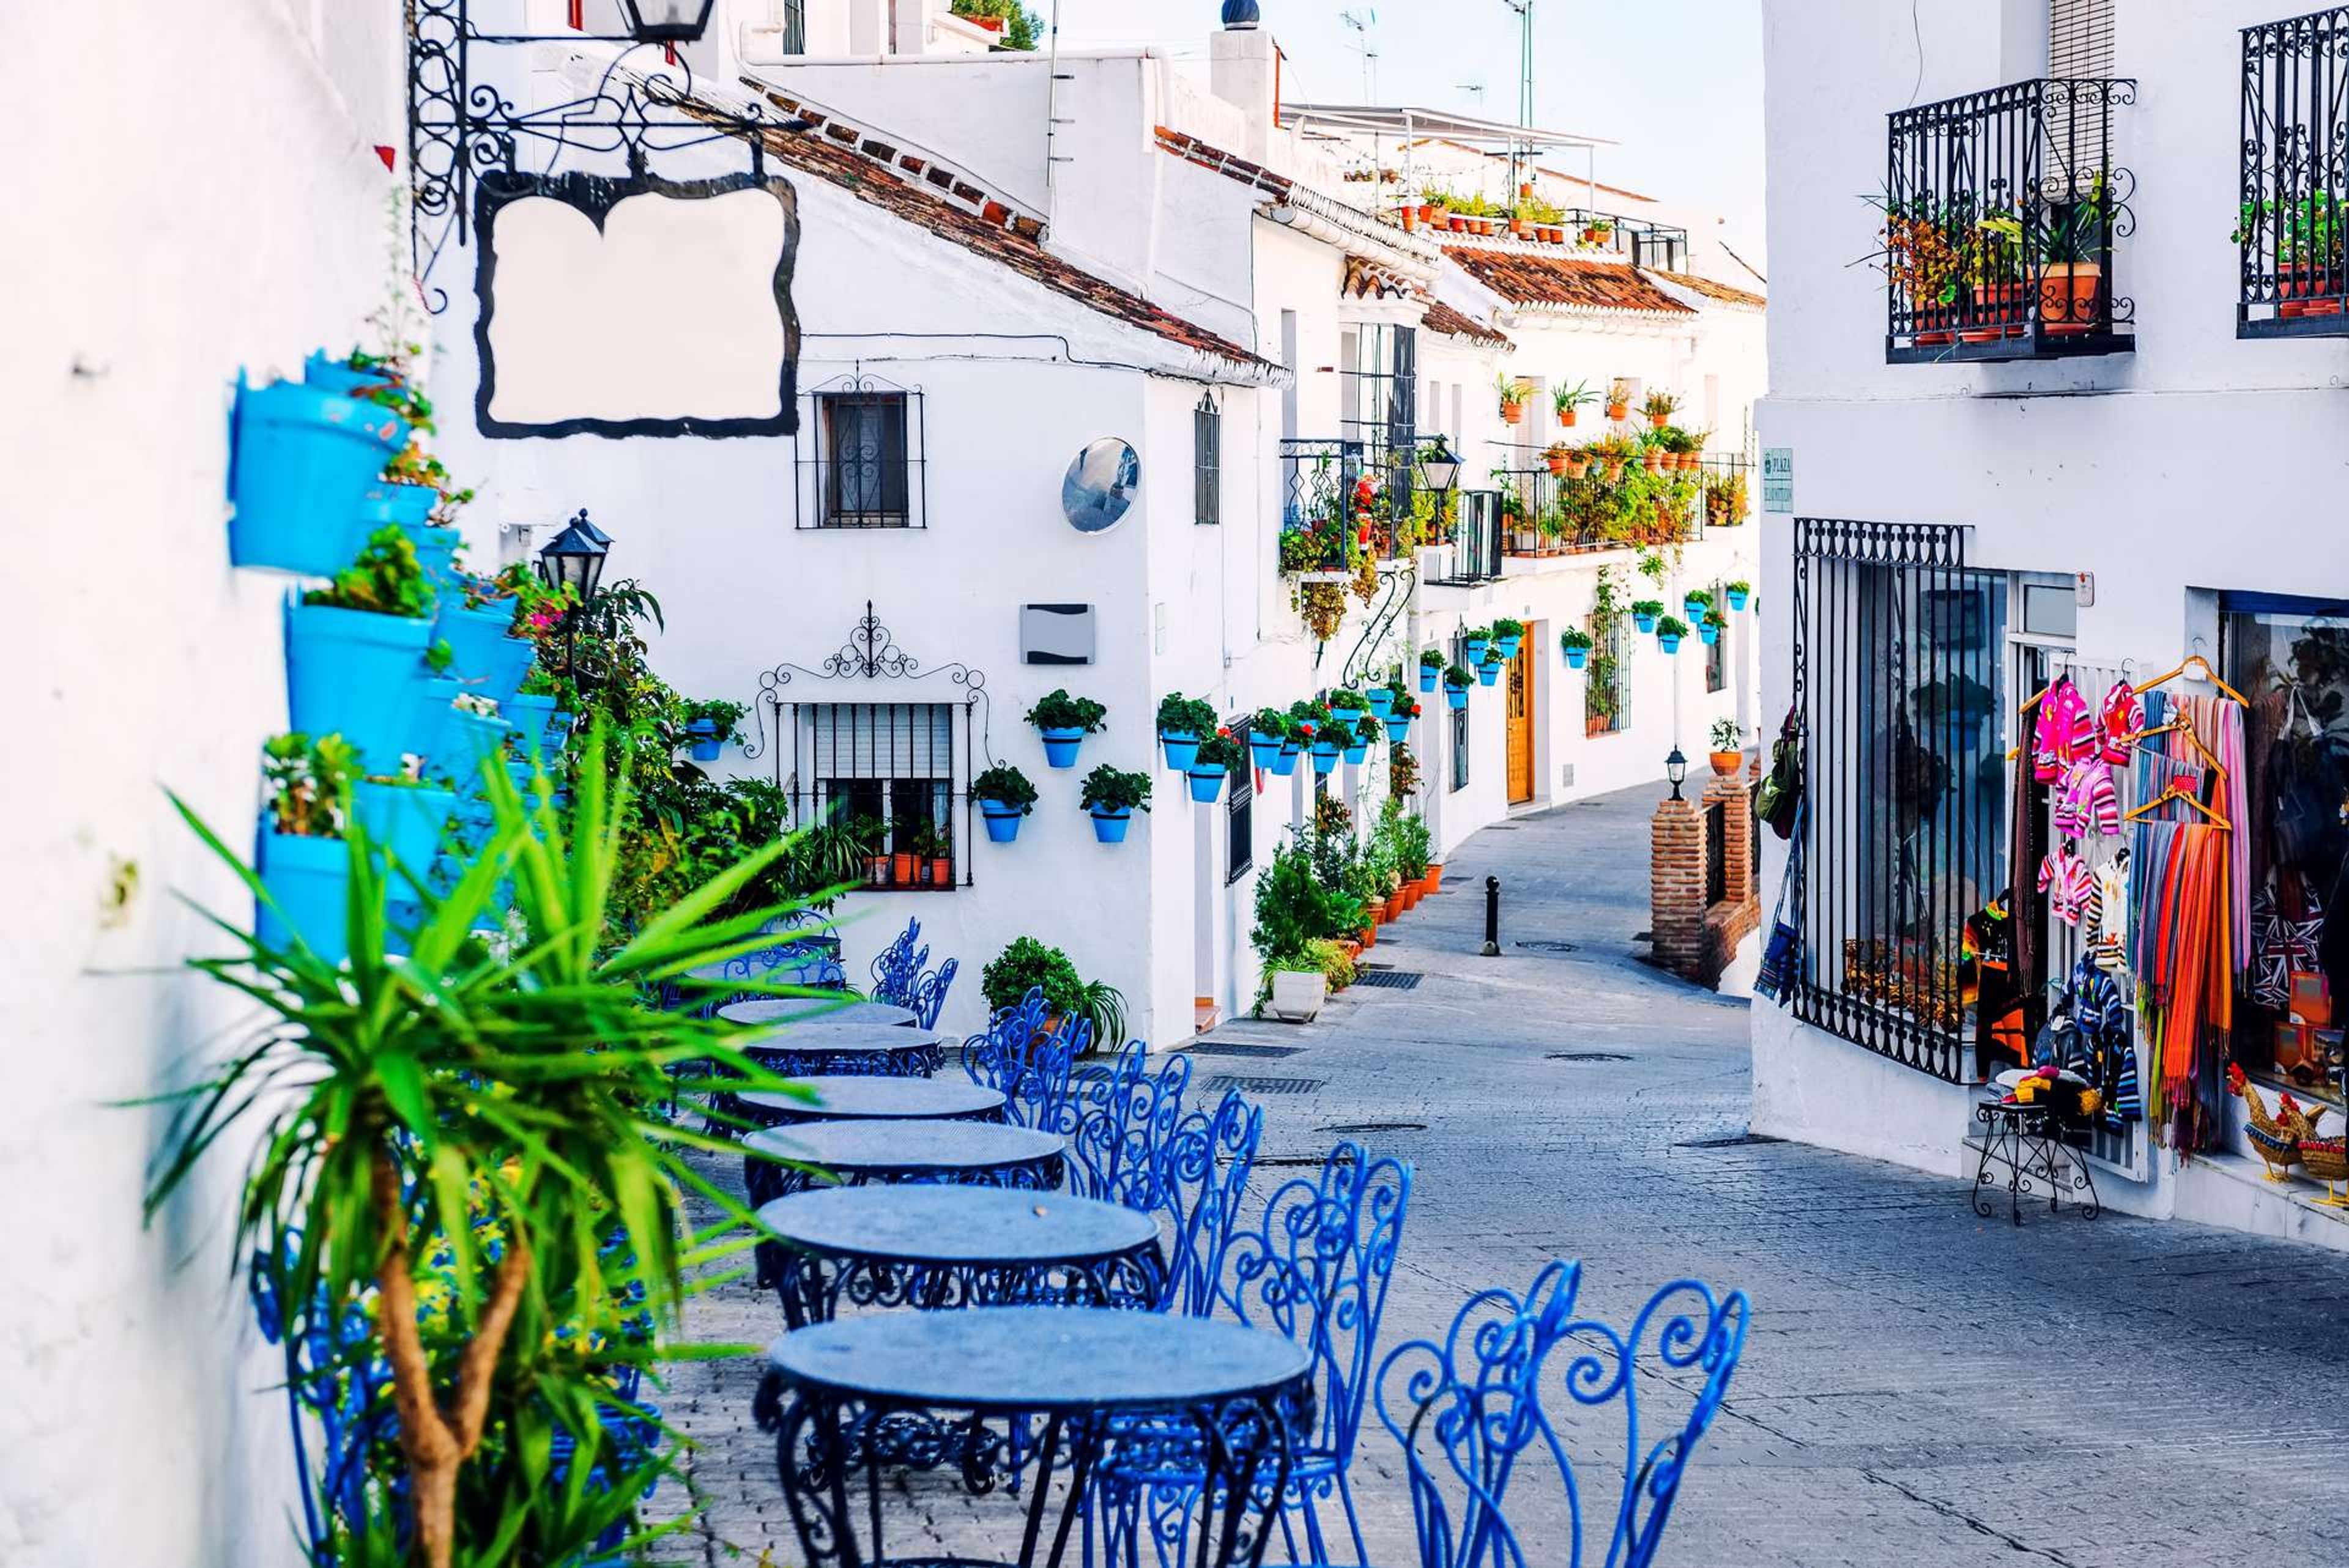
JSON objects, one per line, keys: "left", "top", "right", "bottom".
{"left": 1880, "top": 77, "right": 2136, "bottom": 364}
{"left": 1486, "top": 435, "right": 1705, "bottom": 569}
{"left": 2238, "top": 9, "right": 2349, "bottom": 337}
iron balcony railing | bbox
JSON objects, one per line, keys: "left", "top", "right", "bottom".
{"left": 1562, "top": 208, "right": 1690, "bottom": 272}
{"left": 1279, "top": 435, "right": 1455, "bottom": 572}
{"left": 1490, "top": 457, "right": 1704, "bottom": 561}
{"left": 1424, "top": 489, "right": 1504, "bottom": 586}
{"left": 1698, "top": 454, "right": 1754, "bottom": 530}
{"left": 2240, "top": 9, "right": 2349, "bottom": 336}
{"left": 1882, "top": 76, "right": 2136, "bottom": 364}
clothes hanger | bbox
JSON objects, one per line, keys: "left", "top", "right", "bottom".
{"left": 2121, "top": 780, "right": 2233, "bottom": 830}
{"left": 2126, "top": 716, "right": 2228, "bottom": 775}
{"left": 2133, "top": 653, "right": 2249, "bottom": 706}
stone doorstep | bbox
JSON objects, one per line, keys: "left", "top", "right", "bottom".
{"left": 2175, "top": 1147, "right": 2349, "bottom": 1254}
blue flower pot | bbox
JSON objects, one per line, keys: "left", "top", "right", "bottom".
{"left": 443, "top": 711, "right": 513, "bottom": 788}
{"left": 1418, "top": 666, "right": 1440, "bottom": 693}
{"left": 1476, "top": 662, "right": 1501, "bottom": 687}
{"left": 1160, "top": 730, "right": 1201, "bottom": 774}
{"left": 370, "top": 484, "right": 439, "bottom": 529}
{"left": 505, "top": 692, "right": 558, "bottom": 761}
{"left": 1445, "top": 684, "right": 1469, "bottom": 711}
{"left": 1658, "top": 632, "right": 1683, "bottom": 654}
{"left": 1633, "top": 612, "right": 1658, "bottom": 634}
{"left": 1384, "top": 715, "right": 1411, "bottom": 742}
{"left": 1727, "top": 588, "right": 1750, "bottom": 612}
{"left": 1494, "top": 635, "right": 1523, "bottom": 662}
{"left": 1310, "top": 740, "right": 1342, "bottom": 775}
{"left": 1685, "top": 597, "right": 1708, "bottom": 620}
{"left": 1342, "top": 739, "right": 1370, "bottom": 765}
{"left": 1248, "top": 736, "right": 1285, "bottom": 770}
{"left": 981, "top": 802, "right": 1025, "bottom": 842}
{"left": 1699, "top": 623, "right": 1721, "bottom": 646}
{"left": 1039, "top": 727, "right": 1085, "bottom": 769}
{"left": 229, "top": 380, "right": 409, "bottom": 577}
{"left": 302, "top": 352, "right": 386, "bottom": 398}
{"left": 284, "top": 601, "right": 434, "bottom": 771}
{"left": 1187, "top": 764, "right": 1228, "bottom": 803}
{"left": 1089, "top": 807, "right": 1133, "bottom": 843}
{"left": 687, "top": 718, "right": 722, "bottom": 762}
{"left": 1464, "top": 636, "right": 1490, "bottom": 667}
{"left": 388, "top": 514, "right": 459, "bottom": 604}
{"left": 1564, "top": 645, "right": 1589, "bottom": 670}
{"left": 548, "top": 710, "right": 576, "bottom": 752}
{"left": 1366, "top": 687, "right": 1395, "bottom": 719}
{"left": 352, "top": 780, "right": 455, "bottom": 881}
{"left": 420, "top": 675, "right": 464, "bottom": 761}
{"left": 257, "top": 826, "right": 352, "bottom": 966}
{"left": 436, "top": 602, "right": 536, "bottom": 706}
{"left": 1269, "top": 745, "right": 1301, "bottom": 778}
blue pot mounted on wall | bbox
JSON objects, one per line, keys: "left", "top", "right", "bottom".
{"left": 1445, "top": 684, "right": 1469, "bottom": 711}
{"left": 1633, "top": 612, "right": 1658, "bottom": 634}
{"left": 352, "top": 780, "right": 456, "bottom": 886}
{"left": 284, "top": 602, "right": 433, "bottom": 771}
{"left": 1699, "top": 624, "right": 1721, "bottom": 646}
{"left": 303, "top": 352, "right": 385, "bottom": 398}
{"left": 1464, "top": 637, "right": 1490, "bottom": 667}
{"left": 981, "top": 802, "right": 1025, "bottom": 843}
{"left": 1310, "top": 741, "right": 1342, "bottom": 776}
{"left": 1186, "top": 764, "right": 1228, "bottom": 803}
{"left": 230, "top": 379, "right": 409, "bottom": 577}
{"left": 1477, "top": 662, "right": 1501, "bottom": 687}
{"left": 443, "top": 711, "right": 513, "bottom": 788}
{"left": 1685, "top": 597, "right": 1708, "bottom": 620}
{"left": 1090, "top": 807, "right": 1133, "bottom": 843}
{"left": 1564, "top": 646, "right": 1589, "bottom": 670}
{"left": 1727, "top": 588, "right": 1750, "bottom": 611}
{"left": 1658, "top": 633, "right": 1683, "bottom": 654}
{"left": 258, "top": 826, "right": 352, "bottom": 966}
{"left": 1342, "top": 739, "right": 1370, "bottom": 765}
{"left": 1248, "top": 736, "right": 1283, "bottom": 770}
{"left": 687, "top": 718, "right": 721, "bottom": 762}
{"left": 436, "top": 602, "right": 536, "bottom": 706}
{"left": 1159, "top": 731, "right": 1201, "bottom": 774}
{"left": 388, "top": 516, "right": 459, "bottom": 602}
{"left": 1366, "top": 687, "right": 1395, "bottom": 719}
{"left": 1494, "top": 636, "right": 1523, "bottom": 662}
{"left": 505, "top": 692, "right": 558, "bottom": 761}
{"left": 1269, "top": 745, "right": 1301, "bottom": 778}
{"left": 1384, "top": 715, "right": 1411, "bottom": 742}
{"left": 1417, "top": 666, "right": 1439, "bottom": 693}
{"left": 1039, "top": 727, "right": 1085, "bottom": 768}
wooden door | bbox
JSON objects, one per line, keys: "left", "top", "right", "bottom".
{"left": 1505, "top": 640, "right": 1535, "bottom": 804}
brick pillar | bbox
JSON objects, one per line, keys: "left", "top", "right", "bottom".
{"left": 1704, "top": 766, "right": 1754, "bottom": 903}
{"left": 1650, "top": 796, "right": 1707, "bottom": 978}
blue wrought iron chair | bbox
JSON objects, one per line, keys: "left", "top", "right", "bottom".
{"left": 1063, "top": 1041, "right": 1195, "bottom": 1204}
{"left": 1362, "top": 1261, "right": 1751, "bottom": 1568}
{"left": 1093, "top": 1140, "right": 1412, "bottom": 1567}
{"left": 909, "top": 954, "right": 960, "bottom": 1029}
{"left": 869, "top": 917, "right": 929, "bottom": 1009}
{"left": 963, "top": 986, "right": 1078, "bottom": 1129}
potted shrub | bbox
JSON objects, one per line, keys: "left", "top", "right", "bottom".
{"left": 1654, "top": 614, "right": 1691, "bottom": 654}
{"left": 1247, "top": 708, "right": 1290, "bottom": 771}
{"left": 1699, "top": 610, "right": 1727, "bottom": 646}
{"left": 1463, "top": 626, "right": 1491, "bottom": 667}
{"left": 1682, "top": 587, "right": 1714, "bottom": 623}
{"left": 1080, "top": 764, "right": 1152, "bottom": 843}
{"left": 1327, "top": 687, "right": 1368, "bottom": 720}
{"left": 1560, "top": 627, "right": 1594, "bottom": 670}
{"left": 1189, "top": 728, "right": 1244, "bottom": 802}
{"left": 1028, "top": 689, "right": 1107, "bottom": 769}
{"left": 684, "top": 698, "right": 748, "bottom": 762}
{"left": 851, "top": 813, "right": 889, "bottom": 886}
{"left": 1490, "top": 616, "right": 1526, "bottom": 662}
{"left": 1724, "top": 579, "right": 1752, "bottom": 612}
{"left": 1553, "top": 380, "right": 1597, "bottom": 429}
{"left": 1266, "top": 952, "right": 1329, "bottom": 1023}
{"left": 1642, "top": 390, "right": 1679, "bottom": 429}
{"left": 890, "top": 827, "right": 919, "bottom": 888}
{"left": 1592, "top": 432, "right": 1636, "bottom": 482}
{"left": 1365, "top": 681, "right": 1396, "bottom": 719}
{"left": 1630, "top": 599, "right": 1664, "bottom": 634}
{"left": 911, "top": 821, "right": 955, "bottom": 886}
{"left": 1605, "top": 378, "right": 1633, "bottom": 421}
{"left": 503, "top": 667, "right": 563, "bottom": 764}
{"left": 980, "top": 935, "right": 1086, "bottom": 1026}
{"left": 1156, "top": 692, "right": 1217, "bottom": 774}
{"left": 1418, "top": 648, "right": 1445, "bottom": 693}
{"left": 1384, "top": 702, "right": 1416, "bottom": 743}
{"left": 1543, "top": 441, "right": 1572, "bottom": 478}
{"left": 1562, "top": 445, "right": 1592, "bottom": 479}
{"left": 1709, "top": 717, "right": 1745, "bottom": 775}
{"left": 256, "top": 731, "right": 358, "bottom": 963}
{"left": 229, "top": 370, "right": 412, "bottom": 577}
{"left": 288, "top": 525, "right": 436, "bottom": 774}
{"left": 1497, "top": 375, "right": 1531, "bottom": 426}
{"left": 1443, "top": 662, "right": 1474, "bottom": 709}
{"left": 974, "top": 763, "right": 1037, "bottom": 842}
{"left": 1476, "top": 651, "right": 1504, "bottom": 687}
{"left": 1641, "top": 439, "right": 1669, "bottom": 476}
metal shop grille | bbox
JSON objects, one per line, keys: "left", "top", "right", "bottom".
{"left": 1186, "top": 1042, "right": 1304, "bottom": 1060}
{"left": 1351, "top": 970, "right": 1423, "bottom": 991}
{"left": 1203, "top": 1075, "right": 1327, "bottom": 1097}
{"left": 1791, "top": 520, "right": 2002, "bottom": 1083}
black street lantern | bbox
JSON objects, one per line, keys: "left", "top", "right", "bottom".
{"left": 618, "top": 0, "right": 718, "bottom": 42}
{"left": 537, "top": 510, "right": 610, "bottom": 607}
{"left": 1420, "top": 438, "right": 1462, "bottom": 495}
{"left": 1665, "top": 746, "right": 1689, "bottom": 801}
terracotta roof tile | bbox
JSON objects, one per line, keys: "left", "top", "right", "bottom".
{"left": 1443, "top": 248, "right": 1696, "bottom": 314}
{"left": 1153, "top": 126, "right": 1295, "bottom": 198}
{"left": 1645, "top": 268, "right": 1767, "bottom": 309}
{"left": 1420, "top": 298, "right": 1512, "bottom": 347}
{"left": 1342, "top": 255, "right": 1412, "bottom": 300}
{"left": 712, "top": 94, "right": 1280, "bottom": 377}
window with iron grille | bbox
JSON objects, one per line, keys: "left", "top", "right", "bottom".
{"left": 1449, "top": 631, "right": 1471, "bottom": 791}
{"left": 1226, "top": 717, "right": 1255, "bottom": 884}
{"left": 793, "top": 702, "right": 966, "bottom": 890}
{"left": 1194, "top": 394, "right": 1222, "bottom": 526}
{"left": 1705, "top": 579, "right": 1728, "bottom": 694}
{"left": 1791, "top": 520, "right": 2006, "bottom": 1082}
{"left": 796, "top": 375, "right": 927, "bottom": 529}
{"left": 1586, "top": 614, "right": 1629, "bottom": 736}
{"left": 781, "top": 0, "right": 805, "bottom": 51}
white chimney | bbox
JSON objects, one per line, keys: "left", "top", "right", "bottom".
{"left": 1209, "top": 24, "right": 1278, "bottom": 160}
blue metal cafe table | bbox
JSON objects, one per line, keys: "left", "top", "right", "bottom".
{"left": 733, "top": 1021, "right": 950, "bottom": 1081}
{"left": 740, "top": 1074, "right": 1008, "bottom": 1131}
{"left": 755, "top": 1185, "right": 1165, "bottom": 1329}
{"left": 720, "top": 997, "right": 920, "bottom": 1030}
{"left": 743, "top": 1117, "right": 1067, "bottom": 1210}
{"left": 757, "top": 1307, "right": 1312, "bottom": 1568}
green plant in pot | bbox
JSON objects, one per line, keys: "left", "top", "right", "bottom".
{"left": 1079, "top": 764, "right": 1152, "bottom": 844}
{"left": 1560, "top": 627, "right": 1595, "bottom": 670}
{"left": 683, "top": 698, "right": 748, "bottom": 761}
{"left": 1709, "top": 716, "right": 1745, "bottom": 775}
{"left": 1155, "top": 692, "right": 1219, "bottom": 773}
{"left": 1653, "top": 613, "right": 1691, "bottom": 653}
{"left": 974, "top": 762, "right": 1038, "bottom": 844}
{"left": 1630, "top": 598, "right": 1665, "bottom": 634}
{"left": 1027, "top": 689, "right": 1107, "bottom": 769}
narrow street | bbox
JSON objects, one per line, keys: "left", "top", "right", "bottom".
{"left": 670, "top": 783, "right": 2349, "bottom": 1566}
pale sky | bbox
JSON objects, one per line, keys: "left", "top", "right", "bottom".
{"left": 1047, "top": 0, "right": 1767, "bottom": 265}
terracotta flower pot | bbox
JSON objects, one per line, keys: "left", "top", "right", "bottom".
{"left": 1359, "top": 924, "right": 1376, "bottom": 949}
{"left": 1501, "top": 401, "right": 1526, "bottom": 426}
{"left": 1546, "top": 453, "right": 1568, "bottom": 476}
{"left": 1710, "top": 750, "right": 1743, "bottom": 776}
{"left": 927, "top": 856, "right": 954, "bottom": 886}
{"left": 1643, "top": 449, "right": 1666, "bottom": 474}
{"left": 1416, "top": 204, "right": 1434, "bottom": 223}
{"left": 1427, "top": 863, "right": 1444, "bottom": 892}
{"left": 1606, "top": 401, "right": 1629, "bottom": 421}
{"left": 1603, "top": 459, "right": 1626, "bottom": 482}
{"left": 1510, "top": 218, "right": 1527, "bottom": 238}
{"left": 1961, "top": 281, "right": 2026, "bottom": 343}
{"left": 2039, "top": 261, "right": 2104, "bottom": 336}
{"left": 2277, "top": 263, "right": 2344, "bottom": 318}
{"left": 1382, "top": 891, "right": 1406, "bottom": 922}
{"left": 1560, "top": 408, "right": 1578, "bottom": 428}
{"left": 1449, "top": 215, "right": 1468, "bottom": 232}
{"left": 1911, "top": 302, "right": 1958, "bottom": 346}
{"left": 1400, "top": 206, "right": 1418, "bottom": 232}
{"left": 1649, "top": 412, "right": 1669, "bottom": 430}
{"left": 864, "top": 855, "right": 889, "bottom": 886}
{"left": 1565, "top": 456, "right": 1589, "bottom": 479}
{"left": 891, "top": 852, "right": 917, "bottom": 885}
{"left": 1403, "top": 882, "right": 1423, "bottom": 910}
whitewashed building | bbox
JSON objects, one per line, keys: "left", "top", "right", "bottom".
{"left": 1755, "top": 0, "right": 2349, "bottom": 1248}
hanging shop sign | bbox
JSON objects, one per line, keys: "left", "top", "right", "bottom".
{"left": 473, "top": 169, "right": 800, "bottom": 439}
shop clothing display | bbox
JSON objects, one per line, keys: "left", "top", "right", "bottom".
{"left": 2092, "top": 856, "right": 2131, "bottom": 974}
{"left": 2039, "top": 846, "right": 2096, "bottom": 926}
{"left": 2032, "top": 675, "right": 2093, "bottom": 783}
{"left": 2052, "top": 756, "right": 2121, "bottom": 838}
{"left": 2097, "top": 681, "right": 2145, "bottom": 765}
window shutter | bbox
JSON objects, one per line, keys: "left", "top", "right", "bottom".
{"left": 2048, "top": 0, "right": 2114, "bottom": 79}
{"left": 2044, "top": 0, "right": 2115, "bottom": 197}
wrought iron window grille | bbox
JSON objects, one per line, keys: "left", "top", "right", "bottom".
{"left": 1449, "top": 631, "right": 1471, "bottom": 793}
{"left": 1791, "top": 520, "right": 2002, "bottom": 1084}
{"left": 2238, "top": 9, "right": 2349, "bottom": 337}
{"left": 1226, "top": 719, "right": 1256, "bottom": 886}
{"left": 1882, "top": 77, "right": 2137, "bottom": 364}
{"left": 1423, "top": 489, "right": 1504, "bottom": 586}
{"left": 1195, "top": 393, "right": 1223, "bottom": 527}
{"left": 795, "top": 374, "right": 927, "bottom": 530}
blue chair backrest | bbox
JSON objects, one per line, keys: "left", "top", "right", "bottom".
{"left": 963, "top": 987, "right": 1075, "bottom": 1128}
{"left": 870, "top": 917, "right": 926, "bottom": 1008}
{"left": 1063, "top": 1041, "right": 1195, "bottom": 1204}
{"left": 910, "top": 955, "right": 959, "bottom": 1029}
{"left": 1219, "top": 1141, "right": 1412, "bottom": 1463}
{"left": 1373, "top": 1263, "right": 1751, "bottom": 1568}
{"left": 1151, "top": 1088, "right": 1264, "bottom": 1316}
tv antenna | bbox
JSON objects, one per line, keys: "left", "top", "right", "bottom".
{"left": 1499, "top": 0, "right": 1534, "bottom": 191}
{"left": 1340, "top": 8, "right": 1380, "bottom": 102}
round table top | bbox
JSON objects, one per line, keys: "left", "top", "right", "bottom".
{"left": 720, "top": 997, "right": 918, "bottom": 1029}
{"left": 755, "top": 1186, "right": 1156, "bottom": 1265}
{"left": 745, "top": 1119, "right": 1065, "bottom": 1174}
{"left": 741, "top": 1077, "right": 1005, "bottom": 1122}
{"left": 768, "top": 1307, "right": 1311, "bottom": 1411}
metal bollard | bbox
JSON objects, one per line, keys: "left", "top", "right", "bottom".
{"left": 1481, "top": 875, "right": 1501, "bottom": 957}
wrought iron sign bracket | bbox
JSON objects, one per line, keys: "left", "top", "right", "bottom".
{"left": 745, "top": 602, "right": 993, "bottom": 766}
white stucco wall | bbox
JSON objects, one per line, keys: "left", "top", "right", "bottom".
{"left": 2, "top": 4, "right": 408, "bottom": 1562}
{"left": 1754, "top": 0, "right": 2349, "bottom": 1243}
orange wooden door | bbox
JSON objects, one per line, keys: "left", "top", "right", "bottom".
{"left": 1505, "top": 640, "right": 1535, "bottom": 804}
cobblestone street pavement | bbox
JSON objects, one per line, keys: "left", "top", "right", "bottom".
{"left": 663, "top": 783, "right": 2349, "bottom": 1566}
